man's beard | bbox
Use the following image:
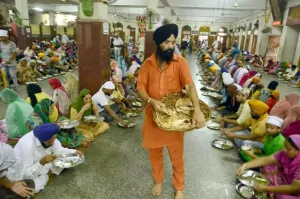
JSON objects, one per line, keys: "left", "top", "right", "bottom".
{"left": 156, "top": 47, "right": 174, "bottom": 63}
{"left": 251, "top": 114, "right": 260, "bottom": 120}
{"left": 41, "top": 142, "right": 51, "bottom": 148}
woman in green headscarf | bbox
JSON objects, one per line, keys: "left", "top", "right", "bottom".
{"left": 26, "top": 99, "right": 87, "bottom": 148}
{"left": 0, "top": 88, "right": 33, "bottom": 138}
{"left": 69, "top": 89, "right": 109, "bottom": 141}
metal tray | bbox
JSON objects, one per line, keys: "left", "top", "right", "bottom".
{"left": 235, "top": 183, "right": 255, "bottom": 199}
{"left": 118, "top": 120, "right": 136, "bottom": 128}
{"left": 53, "top": 153, "right": 84, "bottom": 168}
{"left": 125, "top": 111, "right": 140, "bottom": 117}
{"left": 59, "top": 119, "right": 79, "bottom": 129}
{"left": 25, "top": 82, "right": 37, "bottom": 85}
{"left": 211, "top": 139, "right": 234, "bottom": 150}
{"left": 238, "top": 170, "right": 269, "bottom": 187}
{"left": 207, "top": 123, "right": 221, "bottom": 130}
{"left": 83, "top": 115, "right": 104, "bottom": 122}
{"left": 137, "top": 98, "right": 143, "bottom": 102}
{"left": 132, "top": 102, "right": 142, "bottom": 107}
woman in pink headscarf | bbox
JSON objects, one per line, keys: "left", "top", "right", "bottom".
{"left": 239, "top": 70, "right": 257, "bottom": 86}
{"left": 237, "top": 135, "right": 300, "bottom": 199}
{"left": 270, "top": 93, "right": 300, "bottom": 119}
{"left": 282, "top": 105, "right": 300, "bottom": 130}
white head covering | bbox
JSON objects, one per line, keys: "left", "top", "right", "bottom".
{"left": 267, "top": 116, "right": 283, "bottom": 127}
{"left": 102, "top": 81, "right": 115, "bottom": 90}
{"left": 209, "top": 60, "right": 215, "bottom": 64}
{"left": 222, "top": 73, "right": 234, "bottom": 85}
{"left": 0, "top": 29, "right": 8, "bottom": 37}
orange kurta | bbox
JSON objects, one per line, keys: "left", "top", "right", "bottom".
{"left": 137, "top": 53, "right": 193, "bottom": 148}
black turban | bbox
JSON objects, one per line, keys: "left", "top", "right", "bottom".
{"left": 153, "top": 24, "right": 178, "bottom": 45}
{"left": 267, "top": 80, "right": 279, "bottom": 90}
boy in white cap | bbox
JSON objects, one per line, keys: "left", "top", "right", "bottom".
{"left": 0, "top": 29, "right": 18, "bottom": 88}
{"left": 241, "top": 115, "right": 285, "bottom": 162}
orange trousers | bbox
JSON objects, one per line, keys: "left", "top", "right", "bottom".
{"left": 148, "top": 141, "right": 184, "bottom": 190}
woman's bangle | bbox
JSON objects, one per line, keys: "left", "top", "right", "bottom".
{"left": 148, "top": 98, "right": 152, "bottom": 104}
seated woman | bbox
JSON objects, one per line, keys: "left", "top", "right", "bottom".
{"left": 48, "top": 78, "right": 71, "bottom": 116}
{"left": 237, "top": 135, "right": 300, "bottom": 199}
{"left": 282, "top": 105, "right": 300, "bottom": 130}
{"left": 26, "top": 84, "right": 58, "bottom": 122}
{"left": 241, "top": 116, "right": 285, "bottom": 162}
{"left": 27, "top": 60, "right": 43, "bottom": 79}
{"left": 64, "top": 72, "right": 79, "bottom": 102}
{"left": 121, "top": 76, "right": 139, "bottom": 102}
{"left": 17, "top": 58, "right": 35, "bottom": 84}
{"left": 266, "top": 90, "right": 280, "bottom": 113}
{"left": 239, "top": 70, "right": 257, "bottom": 87}
{"left": 69, "top": 89, "right": 109, "bottom": 142}
{"left": 268, "top": 61, "right": 280, "bottom": 75}
{"left": 263, "top": 59, "right": 274, "bottom": 73}
{"left": 0, "top": 88, "right": 33, "bottom": 139}
{"left": 26, "top": 99, "right": 86, "bottom": 148}
{"left": 270, "top": 93, "right": 300, "bottom": 119}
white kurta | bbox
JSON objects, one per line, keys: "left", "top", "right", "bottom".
{"left": 14, "top": 132, "right": 76, "bottom": 193}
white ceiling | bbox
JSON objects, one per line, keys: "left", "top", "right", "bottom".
{"left": 10, "top": 0, "right": 267, "bottom": 24}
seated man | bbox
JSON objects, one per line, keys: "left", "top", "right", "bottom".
{"left": 213, "top": 83, "right": 240, "bottom": 115}
{"left": 222, "top": 99, "right": 269, "bottom": 149}
{"left": 0, "top": 142, "right": 34, "bottom": 199}
{"left": 92, "top": 81, "right": 127, "bottom": 126}
{"left": 14, "top": 123, "right": 81, "bottom": 193}
{"left": 283, "top": 64, "right": 298, "bottom": 81}
{"left": 111, "top": 76, "right": 132, "bottom": 110}
{"left": 215, "top": 88, "right": 251, "bottom": 127}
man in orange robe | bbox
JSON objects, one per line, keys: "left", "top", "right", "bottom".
{"left": 137, "top": 24, "right": 206, "bottom": 199}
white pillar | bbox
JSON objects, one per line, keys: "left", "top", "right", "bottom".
{"left": 164, "top": 7, "right": 172, "bottom": 21}
{"left": 79, "top": 2, "right": 108, "bottom": 21}
{"left": 15, "top": 0, "right": 29, "bottom": 25}
{"left": 49, "top": 12, "right": 56, "bottom": 26}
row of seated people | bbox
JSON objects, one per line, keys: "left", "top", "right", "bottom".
{"left": 0, "top": 41, "right": 78, "bottom": 87}
{"left": 0, "top": 59, "right": 143, "bottom": 198}
{"left": 198, "top": 48, "right": 300, "bottom": 198}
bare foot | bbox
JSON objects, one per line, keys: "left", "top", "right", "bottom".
{"left": 151, "top": 183, "right": 162, "bottom": 196}
{"left": 175, "top": 191, "right": 184, "bottom": 199}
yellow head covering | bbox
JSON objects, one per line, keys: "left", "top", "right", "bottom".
{"left": 248, "top": 100, "right": 269, "bottom": 115}
{"left": 38, "top": 53, "right": 45, "bottom": 58}
{"left": 252, "top": 77, "right": 260, "bottom": 84}
{"left": 51, "top": 56, "right": 59, "bottom": 63}
{"left": 204, "top": 59, "right": 211, "bottom": 63}
{"left": 204, "top": 54, "right": 210, "bottom": 59}
{"left": 272, "top": 90, "right": 280, "bottom": 99}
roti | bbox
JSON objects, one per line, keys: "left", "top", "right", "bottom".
{"left": 175, "top": 98, "right": 194, "bottom": 115}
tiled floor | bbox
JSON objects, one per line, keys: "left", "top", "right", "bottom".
{"left": 0, "top": 55, "right": 299, "bottom": 199}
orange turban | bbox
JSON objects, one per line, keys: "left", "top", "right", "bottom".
{"left": 204, "top": 59, "right": 211, "bottom": 63}
{"left": 252, "top": 77, "right": 260, "bottom": 84}
{"left": 272, "top": 90, "right": 280, "bottom": 99}
{"left": 51, "top": 56, "right": 59, "bottom": 63}
{"left": 248, "top": 100, "right": 269, "bottom": 115}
